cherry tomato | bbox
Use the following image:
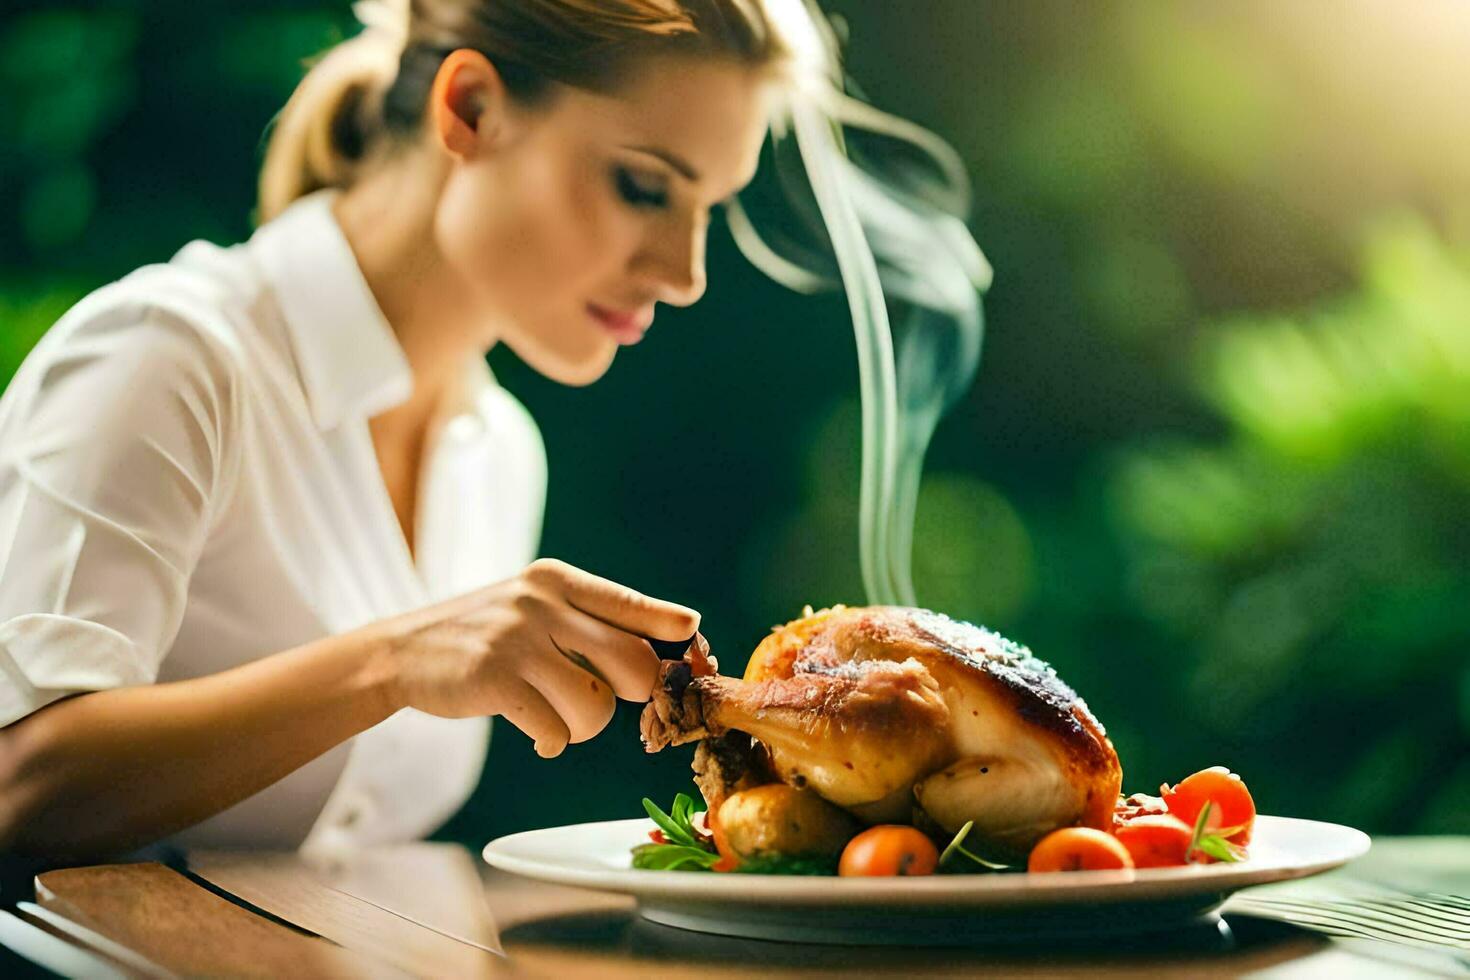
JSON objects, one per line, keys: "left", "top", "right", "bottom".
{"left": 1027, "top": 827, "right": 1134, "bottom": 873}
{"left": 838, "top": 826, "right": 939, "bottom": 877}
{"left": 1163, "top": 767, "right": 1255, "bottom": 844}
{"left": 1113, "top": 813, "right": 1194, "bottom": 867}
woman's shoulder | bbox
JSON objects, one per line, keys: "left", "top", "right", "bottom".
{"left": 76, "top": 238, "right": 263, "bottom": 353}
{"left": 1, "top": 244, "right": 268, "bottom": 447}
{"left": 12, "top": 235, "right": 284, "bottom": 403}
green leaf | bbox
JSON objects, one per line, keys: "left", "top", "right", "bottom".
{"left": 642, "top": 797, "right": 697, "bottom": 847}
{"left": 938, "top": 820, "right": 1014, "bottom": 872}
{"left": 630, "top": 843, "right": 720, "bottom": 871}
{"left": 1183, "top": 801, "right": 1247, "bottom": 863}
{"left": 1194, "top": 835, "right": 1247, "bottom": 863}
{"left": 939, "top": 820, "right": 975, "bottom": 866}
{"left": 1185, "top": 800, "right": 1213, "bottom": 864}
{"left": 670, "top": 792, "right": 704, "bottom": 837}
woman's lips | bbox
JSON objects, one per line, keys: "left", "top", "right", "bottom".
{"left": 587, "top": 302, "right": 654, "bottom": 345}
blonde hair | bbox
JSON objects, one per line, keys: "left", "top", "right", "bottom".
{"left": 259, "top": 0, "right": 819, "bottom": 222}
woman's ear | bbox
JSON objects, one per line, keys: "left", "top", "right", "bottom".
{"left": 429, "top": 48, "right": 510, "bottom": 159}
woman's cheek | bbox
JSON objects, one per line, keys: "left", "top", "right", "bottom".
{"left": 435, "top": 165, "right": 516, "bottom": 304}
{"left": 546, "top": 163, "right": 634, "bottom": 294}
{"left": 432, "top": 156, "right": 635, "bottom": 386}
{"left": 466, "top": 160, "right": 619, "bottom": 309}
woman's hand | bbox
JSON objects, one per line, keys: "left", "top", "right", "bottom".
{"left": 373, "top": 558, "right": 700, "bottom": 757}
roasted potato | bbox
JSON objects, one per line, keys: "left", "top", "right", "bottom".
{"left": 717, "top": 783, "right": 860, "bottom": 859}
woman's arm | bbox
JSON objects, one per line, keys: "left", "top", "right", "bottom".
{"left": 0, "top": 625, "right": 398, "bottom": 860}
{"left": 0, "top": 558, "right": 695, "bottom": 862}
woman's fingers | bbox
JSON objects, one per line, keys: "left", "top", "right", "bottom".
{"left": 525, "top": 558, "right": 699, "bottom": 642}
{"left": 493, "top": 677, "right": 571, "bottom": 758}
{"left": 519, "top": 634, "right": 617, "bottom": 744}
{"left": 551, "top": 607, "right": 661, "bottom": 702}
{"left": 404, "top": 561, "right": 694, "bottom": 747}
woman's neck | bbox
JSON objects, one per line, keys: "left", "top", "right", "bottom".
{"left": 332, "top": 158, "right": 487, "bottom": 424}
{"left": 333, "top": 160, "right": 489, "bottom": 559}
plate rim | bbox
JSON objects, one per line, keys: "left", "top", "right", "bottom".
{"left": 482, "top": 814, "right": 1371, "bottom": 905}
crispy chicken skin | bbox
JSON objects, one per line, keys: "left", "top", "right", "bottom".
{"left": 642, "top": 606, "right": 1123, "bottom": 858}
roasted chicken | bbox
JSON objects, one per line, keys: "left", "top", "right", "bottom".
{"left": 642, "top": 605, "right": 1122, "bottom": 859}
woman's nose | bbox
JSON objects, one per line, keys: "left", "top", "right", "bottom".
{"left": 637, "top": 213, "right": 708, "bottom": 307}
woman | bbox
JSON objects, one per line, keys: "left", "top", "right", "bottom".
{"left": 0, "top": 0, "right": 978, "bottom": 860}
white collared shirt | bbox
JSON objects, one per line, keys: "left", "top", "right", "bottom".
{"left": 0, "top": 191, "right": 547, "bottom": 851}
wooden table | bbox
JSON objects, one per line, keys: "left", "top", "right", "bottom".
{"left": 2, "top": 839, "right": 1465, "bottom": 978}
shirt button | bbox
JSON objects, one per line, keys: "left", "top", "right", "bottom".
{"left": 336, "top": 790, "right": 375, "bottom": 830}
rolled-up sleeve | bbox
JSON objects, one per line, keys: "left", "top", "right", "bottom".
{"left": 0, "top": 303, "right": 236, "bottom": 726}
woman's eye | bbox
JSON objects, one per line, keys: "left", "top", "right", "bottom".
{"left": 614, "top": 167, "right": 670, "bottom": 210}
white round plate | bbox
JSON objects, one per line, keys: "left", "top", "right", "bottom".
{"left": 483, "top": 815, "right": 1370, "bottom": 945}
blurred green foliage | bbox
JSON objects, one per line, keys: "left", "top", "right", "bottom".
{"left": 1108, "top": 221, "right": 1470, "bottom": 833}
{"left": 1, "top": 1, "right": 1465, "bottom": 843}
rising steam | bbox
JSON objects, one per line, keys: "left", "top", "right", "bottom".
{"left": 726, "top": 6, "right": 992, "bottom": 605}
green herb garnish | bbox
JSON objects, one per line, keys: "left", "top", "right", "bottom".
{"left": 642, "top": 793, "right": 706, "bottom": 848}
{"left": 938, "top": 820, "right": 1014, "bottom": 872}
{"left": 631, "top": 842, "right": 721, "bottom": 871}
{"left": 733, "top": 853, "right": 839, "bottom": 876}
{"left": 634, "top": 793, "right": 720, "bottom": 872}
{"left": 1187, "top": 801, "right": 1246, "bottom": 864}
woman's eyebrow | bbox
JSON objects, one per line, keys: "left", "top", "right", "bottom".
{"left": 621, "top": 144, "right": 701, "bottom": 182}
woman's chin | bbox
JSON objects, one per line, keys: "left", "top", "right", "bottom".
{"left": 510, "top": 337, "right": 618, "bottom": 388}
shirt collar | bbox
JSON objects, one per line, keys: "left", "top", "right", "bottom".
{"left": 250, "top": 190, "right": 413, "bottom": 430}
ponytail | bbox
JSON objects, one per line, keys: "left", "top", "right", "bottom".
{"left": 257, "top": 28, "right": 402, "bottom": 223}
